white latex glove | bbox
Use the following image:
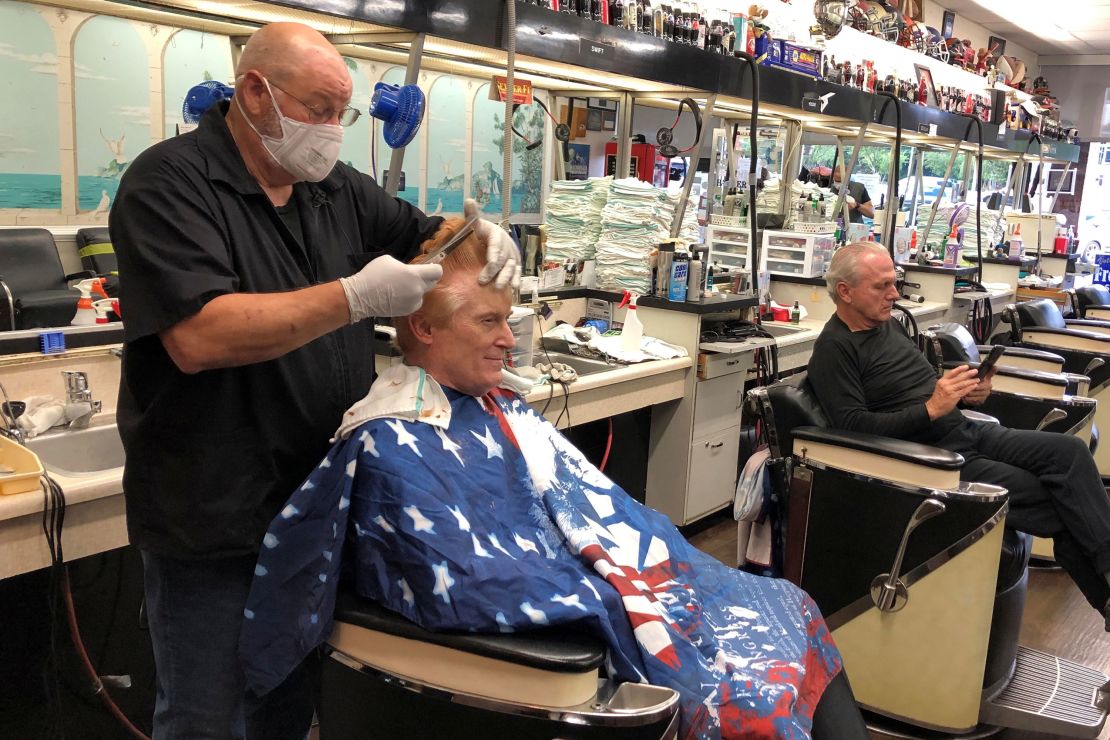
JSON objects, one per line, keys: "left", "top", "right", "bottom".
{"left": 339, "top": 254, "right": 442, "bottom": 321}
{"left": 845, "top": 195, "right": 857, "bottom": 209}
{"left": 465, "top": 198, "right": 521, "bottom": 290}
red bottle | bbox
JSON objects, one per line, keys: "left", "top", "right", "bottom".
{"left": 918, "top": 77, "right": 928, "bottom": 105}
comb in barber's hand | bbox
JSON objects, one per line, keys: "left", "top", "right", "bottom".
{"left": 423, "top": 215, "right": 479, "bottom": 264}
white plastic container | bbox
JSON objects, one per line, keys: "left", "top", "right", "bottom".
{"left": 508, "top": 306, "right": 536, "bottom": 368}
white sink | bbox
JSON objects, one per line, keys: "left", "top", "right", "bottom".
{"left": 25, "top": 423, "right": 124, "bottom": 476}
{"left": 760, "top": 323, "right": 809, "bottom": 337}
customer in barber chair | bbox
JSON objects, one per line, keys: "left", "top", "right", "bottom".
{"left": 239, "top": 219, "right": 869, "bottom": 739}
{"left": 808, "top": 241, "right": 1110, "bottom": 631}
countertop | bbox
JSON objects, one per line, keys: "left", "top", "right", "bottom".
{"left": 0, "top": 415, "right": 122, "bottom": 523}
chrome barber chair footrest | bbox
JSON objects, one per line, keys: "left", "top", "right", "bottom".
{"left": 980, "top": 646, "right": 1110, "bottom": 738}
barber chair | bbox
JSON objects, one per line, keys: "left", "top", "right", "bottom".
{"left": 0, "top": 228, "right": 92, "bottom": 329}
{"left": 748, "top": 377, "right": 1110, "bottom": 737}
{"left": 320, "top": 591, "right": 679, "bottom": 739}
{"left": 1072, "top": 284, "right": 1110, "bottom": 321}
{"left": 74, "top": 227, "right": 120, "bottom": 297}
{"left": 926, "top": 322, "right": 1098, "bottom": 563}
{"left": 1001, "top": 298, "right": 1110, "bottom": 476}
{"left": 925, "top": 323, "right": 1096, "bottom": 441}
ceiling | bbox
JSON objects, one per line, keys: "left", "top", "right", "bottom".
{"left": 938, "top": 0, "right": 1110, "bottom": 57}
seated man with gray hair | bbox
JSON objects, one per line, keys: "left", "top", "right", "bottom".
{"left": 238, "top": 219, "right": 870, "bottom": 739}
{"left": 808, "top": 241, "right": 1110, "bottom": 631}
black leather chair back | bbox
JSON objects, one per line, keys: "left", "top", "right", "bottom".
{"left": 926, "top": 323, "right": 981, "bottom": 366}
{"left": 1015, "top": 298, "right": 1066, "bottom": 330}
{"left": 0, "top": 228, "right": 82, "bottom": 328}
{"left": 75, "top": 227, "right": 116, "bottom": 276}
{"left": 0, "top": 228, "right": 68, "bottom": 293}
{"left": 1074, "top": 284, "right": 1110, "bottom": 316}
{"left": 758, "top": 376, "right": 829, "bottom": 459}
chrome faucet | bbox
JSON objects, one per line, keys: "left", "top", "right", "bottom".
{"left": 63, "top": 371, "right": 102, "bottom": 429}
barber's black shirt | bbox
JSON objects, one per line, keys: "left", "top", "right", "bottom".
{"left": 110, "top": 102, "right": 442, "bottom": 559}
{"left": 843, "top": 181, "right": 871, "bottom": 224}
{"left": 807, "top": 314, "right": 963, "bottom": 443}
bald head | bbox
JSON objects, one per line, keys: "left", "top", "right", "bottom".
{"left": 236, "top": 23, "right": 347, "bottom": 89}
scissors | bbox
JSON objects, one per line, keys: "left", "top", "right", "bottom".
{"left": 423, "top": 215, "right": 480, "bottom": 264}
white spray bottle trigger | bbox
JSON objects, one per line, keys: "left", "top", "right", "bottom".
{"left": 70, "top": 278, "right": 107, "bottom": 326}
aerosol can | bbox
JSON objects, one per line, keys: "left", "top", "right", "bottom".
{"left": 70, "top": 278, "right": 108, "bottom": 326}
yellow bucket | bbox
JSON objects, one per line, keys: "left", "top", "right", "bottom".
{"left": 0, "top": 435, "right": 44, "bottom": 496}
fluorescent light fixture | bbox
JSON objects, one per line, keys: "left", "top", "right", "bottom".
{"left": 964, "top": 0, "right": 1081, "bottom": 43}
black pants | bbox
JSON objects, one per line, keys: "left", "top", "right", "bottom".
{"left": 936, "top": 421, "right": 1110, "bottom": 611}
{"left": 811, "top": 670, "right": 869, "bottom": 739}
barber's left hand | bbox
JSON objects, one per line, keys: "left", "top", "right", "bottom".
{"left": 465, "top": 198, "right": 521, "bottom": 290}
{"left": 962, "top": 368, "right": 996, "bottom": 406}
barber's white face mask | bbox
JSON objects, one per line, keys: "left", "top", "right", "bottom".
{"left": 237, "top": 77, "right": 343, "bottom": 183}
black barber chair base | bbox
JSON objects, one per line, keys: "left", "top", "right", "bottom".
{"left": 320, "top": 596, "right": 679, "bottom": 740}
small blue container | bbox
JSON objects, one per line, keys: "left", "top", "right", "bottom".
{"left": 40, "top": 331, "right": 65, "bottom": 354}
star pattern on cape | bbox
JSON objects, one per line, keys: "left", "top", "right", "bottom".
{"left": 386, "top": 419, "right": 423, "bottom": 458}
{"left": 431, "top": 561, "right": 455, "bottom": 604}
{"left": 470, "top": 425, "right": 503, "bottom": 460}
{"left": 435, "top": 427, "right": 464, "bottom": 465}
{"left": 404, "top": 505, "right": 435, "bottom": 533}
{"left": 447, "top": 505, "right": 471, "bottom": 532}
{"left": 359, "top": 429, "right": 380, "bottom": 458}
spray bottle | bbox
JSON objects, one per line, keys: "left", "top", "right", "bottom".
{"left": 1008, "top": 223, "right": 1024, "bottom": 259}
{"left": 92, "top": 298, "right": 118, "bottom": 324}
{"left": 943, "top": 226, "right": 961, "bottom": 267}
{"left": 70, "top": 278, "right": 108, "bottom": 326}
{"left": 617, "top": 291, "right": 644, "bottom": 353}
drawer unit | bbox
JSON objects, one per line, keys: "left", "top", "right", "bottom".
{"left": 706, "top": 226, "right": 754, "bottom": 274}
{"left": 760, "top": 230, "right": 835, "bottom": 278}
{"left": 696, "top": 350, "right": 753, "bottom": 380}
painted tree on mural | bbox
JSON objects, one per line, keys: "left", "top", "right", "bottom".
{"left": 486, "top": 103, "right": 546, "bottom": 213}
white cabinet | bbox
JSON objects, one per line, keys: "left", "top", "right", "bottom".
{"left": 692, "top": 372, "right": 744, "bottom": 439}
{"left": 686, "top": 426, "right": 741, "bottom": 522}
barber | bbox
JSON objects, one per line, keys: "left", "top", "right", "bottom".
{"left": 832, "top": 166, "right": 874, "bottom": 223}
{"left": 808, "top": 243, "right": 1110, "bottom": 633}
{"left": 110, "top": 22, "right": 518, "bottom": 739}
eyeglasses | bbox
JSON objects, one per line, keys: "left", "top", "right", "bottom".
{"left": 270, "top": 80, "right": 361, "bottom": 127}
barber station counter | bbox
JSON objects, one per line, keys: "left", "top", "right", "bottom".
{"left": 0, "top": 415, "right": 125, "bottom": 580}
{"left": 0, "top": 357, "right": 695, "bottom": 580}
{"left": 524, "top": 357, "right": 692, "bottom": 430}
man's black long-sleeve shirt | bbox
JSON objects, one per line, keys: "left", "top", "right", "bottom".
{"left": 807, "top": 314, "right": 963, "bottom": 443}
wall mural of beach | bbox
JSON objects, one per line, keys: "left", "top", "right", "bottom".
{"left": 0, "top": 1, "right": 548, "bottom": 221}
{"left": 0, "top": 1, "right": 60, "bottom": 209}
{"left": 74, "top": 15, "right": 150, "bottom": 214}
{"left": 163, "top": 28, "right": 234, "bottom": 140}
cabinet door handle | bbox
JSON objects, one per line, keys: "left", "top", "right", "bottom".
{"left": 725, "top": 359, "right": 740, "bottom": 366}
{"left": 706, "top": 441, "right": 724, "bottom": 449}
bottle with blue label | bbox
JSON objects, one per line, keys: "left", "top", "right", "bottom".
{"left": 668, "top": 248, "right": 689, "bottom": 301}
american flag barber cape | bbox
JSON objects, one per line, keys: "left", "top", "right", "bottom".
{"left": 240, "top": 374, "right": 842, "bottom": 738}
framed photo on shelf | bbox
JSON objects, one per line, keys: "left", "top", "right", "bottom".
{"left": 601, "top": 109, "right": 617, "bottom": 131}
{"left": 941, "top": 10, "right": 955, "bottom": 39}
{"left": 566, "top": 143, "right": 590, "bottom": 180}
{"left": 987, "top": 35, "right": 1006, "bottom": 64}
{"left": 586, "top": 108, "right": 604, "bottom": 131}
{"left": 914, "top": 64, "right": 937, "bottom": 107}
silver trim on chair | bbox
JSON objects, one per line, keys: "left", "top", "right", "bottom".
{"left": 0, "top": 279, "right": 15, "bottom": 331}
{"left": 326, "top": 647, "right": 681, "bottom": 733}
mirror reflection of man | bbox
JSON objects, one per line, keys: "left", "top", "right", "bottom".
{"left": 832, "top": 166, "right": 875, "bottom": 223}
